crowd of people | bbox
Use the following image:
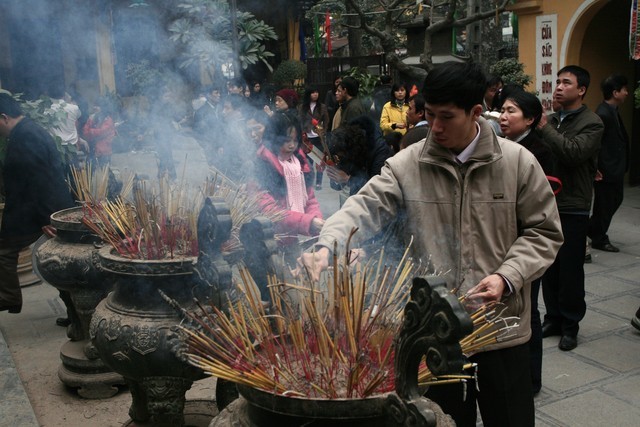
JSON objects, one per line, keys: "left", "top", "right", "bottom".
{"left": 1, "top": 60, "right": 638, "bottom": 426}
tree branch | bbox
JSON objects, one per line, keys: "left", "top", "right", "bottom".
{"left": 427, "top": 0, "right": 510, "bottom": 33}
{"left": 345, "top": 0, "right": 392, "bottom": 44}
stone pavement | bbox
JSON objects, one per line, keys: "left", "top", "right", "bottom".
{"left": 1, "top": 136, "right": 640, "bottom": 426}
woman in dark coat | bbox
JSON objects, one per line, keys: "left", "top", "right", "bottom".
{"left": 298, "top": 86, "right": 330, "bottom": 189}
{"left": 499, "top": 89, "right": 554, "bottom": 395}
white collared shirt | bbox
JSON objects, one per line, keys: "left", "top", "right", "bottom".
{"left": 453, "top": 122, "right": 481, "bottom": 164}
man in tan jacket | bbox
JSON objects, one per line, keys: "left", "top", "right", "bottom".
{"left": 300, "top": 62, "right": 563, "bottom": 427}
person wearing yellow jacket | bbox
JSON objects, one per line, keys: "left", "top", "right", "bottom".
{"left": 379, "top": 82, "right": 409, "bottom": 135}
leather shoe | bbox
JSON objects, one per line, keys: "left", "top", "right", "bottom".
{"left": 559, "top": 335, "right": 578, "bottom": 351}
{"left": 632, "top": 307, "right": 640, "bottom": 332}
{"left": 56, "top": 317, "right": 71, "bottom": 327}
{"left": 592, "top": 242, "right": 619, "bottom": 252}
{"left": 542, "top": 322, "right": 561, "bottom": 338}
{"left": 584, "top": 253, "right": 592, "bottom": 264}
{"left": 0, "top": 304, "right": 22, "bottom": 314}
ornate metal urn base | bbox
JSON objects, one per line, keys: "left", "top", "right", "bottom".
{"left": 211, "top": 386, "right": 394, "bottom": 427}
{"left": 35, "top": 207, "right": 125, "bottom": 398}
{"left": 91, "top": 198, "right": 233, "bottom": 427}
{"left": 122, "top": 400, "right": 218, "bottom": 427}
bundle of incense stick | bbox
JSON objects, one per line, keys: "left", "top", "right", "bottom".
{"left": 79, "top": 165, "right": 288, "bottom": 259}
{"left": 68, "top": 164, "right": 136, "bottom": 204}
{"left": 178, "top": 235, "right": 519, "bottom": 399}
{"left": 82, "top": 176, "right": 200, "bottom": 259}
{"left": 204, "top": 170, "right": 287, "bottom": 253}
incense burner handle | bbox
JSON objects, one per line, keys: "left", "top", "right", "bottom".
{"left": 193, "top": 197, "right": 232, "bottom": 307}
{"left": 386, "top": 276, "right": 474, "bottom": 426}
{"left": 239, "top": 217, "right": 278, "bottom": 302}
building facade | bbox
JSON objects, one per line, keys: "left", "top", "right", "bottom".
{"left": 510, "top": 0, "right": 639, "bottom": 183}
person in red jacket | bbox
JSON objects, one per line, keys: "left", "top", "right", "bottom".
{"left": 253, "top": 111, "right": 324, "bottom": 265}
{"left": 82, "top": 98, "right": 117, "bottom": 167}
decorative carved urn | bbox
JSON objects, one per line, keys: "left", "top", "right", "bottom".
{"left": 34, "top": 206, "right": 125, "bottom": 398}
{"left": 90, "top": 198, "right": 232, "bottom": 427}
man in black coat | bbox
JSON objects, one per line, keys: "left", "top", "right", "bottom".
{"left": 0, "top": 93, "right": 74, "bottom": 313}
{"left": 588, "top": 74, "right": 630, "bottom": 253}
{"left": 370, "top": 74, "right": 393, "bottom": 122}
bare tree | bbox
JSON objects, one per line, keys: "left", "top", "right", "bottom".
{"left": 344, "top": 0, "right": 511, "bottom": 81}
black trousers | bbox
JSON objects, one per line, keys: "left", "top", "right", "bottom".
{"left": 425, "top": 343, "right": 534, "bottom": 427}
{"left": 589, "top": 180, "right": 624, "bottom": 246}
{"left": 529, "top": 278, "right": 542, "bottom": 394}
{"left": 542, "top": 213, "right": 588, "bottom": 336}
{"left": 0, "top": 233, "right": 42, "bottom": 306}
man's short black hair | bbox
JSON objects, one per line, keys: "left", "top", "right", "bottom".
{"left": 0, "top": 93, "right": 23, "bottom": 117}
{"left": 422, "top": 61, "right": 486, "bottom": 112}
{"left": 486, "top": 75, "right": 504, "bottom": 89}
{"left": 601, "top": 74, "right": 628, "bottom": 100}
{"left": 48, "top": 84, "right": 66, "bottom": 99}
{"left": 207, "top": 84, "right": 222, "bottom": 94}
{"left": 339, "top": 76, "right": 359, "bottom": 97}
{"left": 409, "top": 94, "right": 426, "bottom": 113}
{"left": 558, "top": 65, "right": 591, "bottom": 92}
{"left": 224, "top": 94, "right": 245, "bottom": 111}
{"left": 379, "top": 74, "right": 392, "bottom": 85}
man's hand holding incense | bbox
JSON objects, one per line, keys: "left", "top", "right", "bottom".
{"left": 296, "top": 246, "right": 330, "bottom": 282}
{"left": 465, "top": 274, "right": 506, "bottom": 304}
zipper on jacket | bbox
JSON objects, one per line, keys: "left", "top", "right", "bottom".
{"left": 456, "top": 163, "right": 466, "bottom": 295}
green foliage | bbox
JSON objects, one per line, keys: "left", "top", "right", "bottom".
{"left": 168, "top": 0, "right": 277, "bottom": 76}
{"left": 271, "top": 60, "right": 307, "bottom": 87}
{"left": 125, "top": 60, "right": 165, "bottom": 98}
{"left": 343, "top": 67, "right": 377, "bottom": 99}
{"left": 0, "top": 92, "right": 71, "bottom": 168}
{"left": 489, "top": 58, "right": 532, "bottom": 88}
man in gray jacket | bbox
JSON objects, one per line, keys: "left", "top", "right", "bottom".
{"left": 300, "top": 62, "right": 563, "bottom": 427}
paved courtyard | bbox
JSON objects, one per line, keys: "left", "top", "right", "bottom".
{"left": 1, "top": 137, "right": 640, "bottom": 426}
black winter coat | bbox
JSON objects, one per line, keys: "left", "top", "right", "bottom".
{"left": 595, "top": 101, "right": 629, "bottom": 183}
{"left": 331, "top": 115, "right": 393, "bottom": 196}
{"left": 1, "top": 117, "right": 74, "bottom": 238}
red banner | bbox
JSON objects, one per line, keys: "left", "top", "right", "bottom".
{"left": 325, "top": 12, "right": 332, "bottom": 57}
{"left": 631, "top": 0, "right": 640, "bottom": 59}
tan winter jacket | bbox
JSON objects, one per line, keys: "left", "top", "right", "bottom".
{"left": 318, "top": 118, "right": 564, "bottom": 352}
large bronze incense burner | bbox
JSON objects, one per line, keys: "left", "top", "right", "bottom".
{"left": 208, "top": 276, "right": 470, "bottom": 426}
{"left": 90, "top": 198, "right": 233, "bottom": 427}
{"left": 34, "top": 206, "right": 125, "bottom": 398}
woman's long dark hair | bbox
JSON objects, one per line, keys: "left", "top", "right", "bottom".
{"left": 301, "top": 86, "right": 323, "bottom": 111}
{"left": 264, "top": 110, "right": 302, "bottom": 154}
{"left": 258, "top": 111, "right": 310, "bottom": 199}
